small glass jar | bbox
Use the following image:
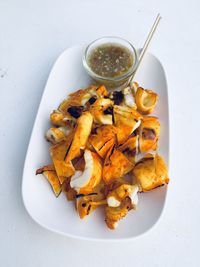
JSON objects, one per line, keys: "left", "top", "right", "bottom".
{"left": 83, "top": 36, "right": 138, "bottom": 88}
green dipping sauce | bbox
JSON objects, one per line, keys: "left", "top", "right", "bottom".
{"left": 88, "top": 44, "right": 134, "bottom": 78}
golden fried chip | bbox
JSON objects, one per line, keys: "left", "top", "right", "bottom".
{"left": 90, "top": 98, "right": 114, "bottom": 125}
{"left": 114, "top": 105, "right": 142, "bottom": 144}
{"left": 62, "top": 177, "right": 77, "bottom": 201}
{"left": 50, "top": 140, "right": 75, "bottom": 183}
{"left": 119, "top": 135, "right": 139, "bottom": 164}
{"left": 103, "top": 145, "right": 134, "bottom": 184}
{"left": 70, "top": 150, "right": 102, "bottom": 194}
{"left": 139, "top": 116, "right": 160, "bottom": 153}
{"left": 105, "top": 197, "right": 133, "bottom": 229}
{"left": 133, "top": 153, "right": 169, "bottom": 192}
{"left": 89, "top": 125, "right": 117, "bottom": 158}
{"left": 36, "top": 167, "right": 61, "bottom": 197}
{"left": 66, "top": 112, "right": 93, "bottom": 161}
{"left": 135, "top": 87, "right": 158, "bottom": 114}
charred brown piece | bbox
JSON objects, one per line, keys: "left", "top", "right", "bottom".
{"left": 67, "top": 106, "right": 84, "bottom": 119}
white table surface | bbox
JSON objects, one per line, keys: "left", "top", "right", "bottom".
{"left": 0, "top": 0, "right": 199, "bottom": 266}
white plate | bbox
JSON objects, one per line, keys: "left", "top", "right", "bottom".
{"left": 22, "top": 45, "right": 169, "bottom": 241}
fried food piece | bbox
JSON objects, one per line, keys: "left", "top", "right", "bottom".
{"left": 72, "top": 156, "right": 85, "bottom": 171}
{"left": 95, "top": 85, "right": 109, "bottom": 97}
{"left": 66, "top": 112, "right": 93, "bottom": 161}
{"left": 50, "top": 140, "right": 75, "bottom": 184}
{"left": 59, "top": 86, "right": 92, "bottom": 112}
{"left": 119, "top": 135, "right": 139, "bottom": 164}
{"left": 110, "top": 87, "right": 136, "bottom": 108}
{"left": 69, "top": 85, "right": 107, "bottom": 104}
{"left": 103, "top": 145, "right": 134, "bottom": 184}
{"left": 70, "top": 150, "right": 102, "bottom": 194}
{"left": 54, "top": 85, "right": 108, "bottom": 125}
{"left": 62, "top": 177, "right": 77, "bottom": 201}
{"left": 133, "top": 153, "right": 169, "bottom": 192}
{"left": 76, "top": 197, "right": 106, "bottom": 219}
{"left": 60, "top": 85, "right": 108, "bottom": 111}
{"left": 36, "top": 164, "right": 55, "bottom": 174}
{"left": 122, "top": 87, "right": 137, "bottom": 108}
{"left": 89, "top": 125, "right": 117, "bottom": 158}
{"left": 75, "top": 182, "right": 106, "bottom": 219}
{"left": 130, "top": 81, "right": 139, "bottom": 96}
{"left": 59, "top": 98, "right": 81, "bottom": 113}
{"left": 139, "top": 116, "right": 160, "bottom": 153}
{"left": 135, "top": 87, "right": 158, "bottom": 114}
{"left": 107, "top": 184, "right": 139, "bottom": 208}
{"left": 109, "top": 90, "right": 124, "bottom": 105}
{"left": 69, "top": 89, "right": 92, "bottom": 106}
{"left": 36, "top": 82, "right": 170, "bottom": 229}
{"left": 59, "top": 101, "right": 84, "bottom": 121}
{"left": 85, "top": 138, "right": 96, "bottom": 151}
{"left": 58, "top": 89, "right": 89, "bottom": 121}
{"left": 36, "top": 166, "right": 61, "bottom": 197}
{"left": 104, "top": 177, "right": 130, "bottom": 196}
{"left": 90, "top": 98, "right": 114, "bottom": 125}
{"left": 113, "top": 105, "right": 142, "bottom": 144}
{"left": 50, "top": 110, "right": 73, "bottom": 126}
{"left": 45, "top": 126, "right": 73, "bottom": 144}
{"left": 105, "top": 197, "right": 133, "bottom": 229}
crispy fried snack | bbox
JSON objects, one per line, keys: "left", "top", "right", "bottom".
{"left": 119, "top": 135, "right": 139, "bottom": 164}
{"left": 68, "top": 88, "right": 93, "bottom": 106}
{"left": 135, "top": 87, "right": 158, "bottom": 114}
{"left": 70, "top": 150, "right": 102, "bottom": 194}
{"left": 76, "top": 197, "right": 106, "bottom": 219}
{"left": 59, "top": 85, "right": 109, "bottom": 114}
{"left": 90, "top": 98, "right": 114, "bottom": 125}
{"left": 59, "top": 86, "right": 95, "bottom": 112}
{"left": 36, "top": 165, "right": 61, "bottom": 197}
{"left": 68, "top": 85, "right": 108, "bottom": 105}
{"left": 62, "top": 177, "right": 77, "bottom": 201}
{"left": 36, "top": 164, "right": 55, "bottom": 173}
{"left": 133, "top": 153, "right": 169, "bottom": 192}
{"left": 103, "top": 145, "right": 134, "bottom": 184}
{"left": 45, "top": 126, "right": 73, "bottom": 144}
{"left": 139, "top": 116, "right": 160, "bottom": 153}
{"left": 130, "top": 81, "right": 139, "bottom": 96}
{"left": 106, "top": 184, "right": 139, "bottom": 208}
{"left": 113, "top": 105, "right": 142, "bottom": 144}
{"left": 66, "top": 112, "right": 93, "bottom": 161}
{"left": 76, "top": 182, "right": 106, "bottom": 219}
{"left": 72, "top": 156, "right": 85, "bottom": 171}
{"left": 58, "top": 86, "right": 97, "bottom": 121}
{"left": 50, "top": 110, "right": 73, "bottom": 126}
{"left": 36, "top": 82, "right": 170, "bottom": 230}
{"left": 104, "top": 177, "right": 130, "bottom": 196}
{"left": 105, "top": 197, "right": 133, "bottom": 229}
{"left": 89, "top": 125, "right": 117, "bottom": 158}
{"left": 95, "top": 85, "right": 109, "bottom": 97}
{"left": 50, "top": 140, "right": 75, "bottom": 184}
{"left": 122, "top": 87, "right": 137, "bottom": 108}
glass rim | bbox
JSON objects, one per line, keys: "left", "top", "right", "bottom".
{"left": 82, "top": 36, "right": 138, "bottom": 82}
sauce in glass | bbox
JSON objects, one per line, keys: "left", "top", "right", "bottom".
{"left": 88, "top": 44, "right": 134, "bottom": 78}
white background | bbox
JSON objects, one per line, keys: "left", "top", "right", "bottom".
{"left": 0, "top": 0, "right": 199, "bottom": 266}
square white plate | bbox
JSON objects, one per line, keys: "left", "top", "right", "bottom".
{"left": 22, "top": 45, "right": 169, "bottom": 241}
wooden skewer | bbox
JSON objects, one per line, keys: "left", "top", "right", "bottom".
{"left": 128, "top": 13, "right": 161, "bottom": 85}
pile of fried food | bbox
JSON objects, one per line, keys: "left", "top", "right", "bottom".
{"left": 36, "top": 82, "right": 169, "bottom": 230}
